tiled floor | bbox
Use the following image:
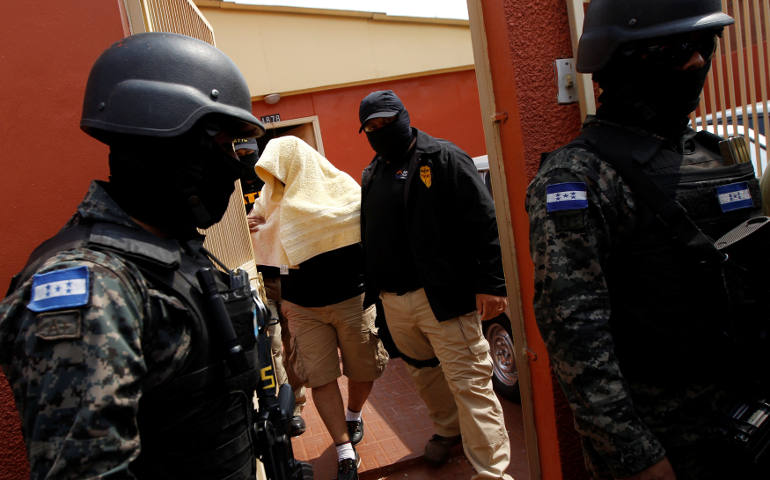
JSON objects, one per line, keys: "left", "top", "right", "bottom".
{"left": 290, "top": 358, "right": 531, "bottom": 480}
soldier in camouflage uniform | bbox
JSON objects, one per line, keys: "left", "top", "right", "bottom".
{"left": 527, "top": 1, "right": 764, "bottom": 479}
{"left": 0, "top": 33, "right": 266, "bottom": 479}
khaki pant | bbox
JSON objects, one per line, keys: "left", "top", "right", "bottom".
{"left": 263, "top": 277, "right": 306, "bottom": 414}
{"left": 380, "top": 289, "right": 513, "bottom": 480}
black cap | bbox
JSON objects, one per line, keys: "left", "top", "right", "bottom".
{"left": 234, "top": 137, "right": 259, "bottom": 152}
{"left": 358, "top": 90, "right": 405, "bottom": 132}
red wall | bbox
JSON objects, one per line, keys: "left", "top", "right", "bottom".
{"left": 0, "top": 2, "right": 126, "bottom": 478}
{"left": 0, "top": 1, "right": 126, "bottom": 293}
{"left": 250, "top": 69, "right": 487, "bottom": 180}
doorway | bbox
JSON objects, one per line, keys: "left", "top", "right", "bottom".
{"left": 257, "top": 115, "right": 325, "bottom": 156}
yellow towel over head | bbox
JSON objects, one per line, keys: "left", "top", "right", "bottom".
{"left": 250, "top": 135, "right": 361, "bottom": 268}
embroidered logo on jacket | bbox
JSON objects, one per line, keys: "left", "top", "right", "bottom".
{"left": 36, "top": 311, "right": 82, "bottom": 340}
{"left": 546, "top": 182, "right": 588, "bottom": 212}
{"left": 716, "top": 182, "right": 753, "bottom": 212}
{"left": 27, "top": 265, "right": 90, "bottom": 312}
{"left": 394, "top": 169, "right": 408, "bottom": 180}
{"left": 420, "top": 166, "right": 432, "bottom": 188}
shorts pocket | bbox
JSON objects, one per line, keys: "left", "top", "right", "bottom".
{"left": 287, "top": 336, "right": 309, "bottom": 386}
{"left": 367, "top": 326, "right": 390, "bottom": 376}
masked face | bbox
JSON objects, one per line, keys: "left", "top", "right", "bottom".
{"left": 639, "top": 60, "right": 711, "bottom": 118}
{"left": 364, "top": 110, "right": 414, "bottom": 160}
{"left": 178, "top": 134, "right": 239, "bottom": 230}
{"left": 108, "top": 125, "right": 244, "bottom": 238}
{"left": 596, "top": 30, "right": 719, "bottom": 138}
{"left": 236, "top": 150, "right": 259, "bottom": 169}
{"left": 236, "top": 149, "right": 263, "bottom": 213}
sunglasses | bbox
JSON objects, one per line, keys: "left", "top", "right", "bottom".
{"left": 622, "top": 31, "right": 720, "bottom": 67}
{"left": 197, "top": 123, "right": 256, "bottom": 179}
{"left": 362, "top": 114, "right": 398, "bottom": 133}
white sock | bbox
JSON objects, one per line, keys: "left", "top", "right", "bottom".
{"left": 345, "top": 408, "right": 362, "bottom": 422}
{"left": 336, "top": 441, "right": 355, "bottom": 462}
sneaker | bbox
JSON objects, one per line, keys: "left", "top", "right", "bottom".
{"left": 288, "top": 415, "right": 306, "bottom": 437}
{"left": 346, "top": 419, "right": 364, "bottom": 445}
{"left": 423, "top": 434, "right": 462, "bottom": 466}
{"left": 337, "top": 450, "right": 360, "bottom": 480}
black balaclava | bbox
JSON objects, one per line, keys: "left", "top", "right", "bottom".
{"left": 239, "top": 152, "right": 264, "bottom": 214}
{"left": 359, "top": 90, "right": 415, "bottom": 160}
{"left": 238, "top": 150, "right": 259, "bottom": 171}
{"left": 365, "top": 109, "right": 414, "bottom": 160}
{"left": 594, "top": 49, "right": 711, "bottom": 140}
{"left": 108, "top": 126, "right": 241, "bottom": 238}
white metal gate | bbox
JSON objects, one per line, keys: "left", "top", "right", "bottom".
{"left": 696, "top": 0, "right": 770, "bottom": 176}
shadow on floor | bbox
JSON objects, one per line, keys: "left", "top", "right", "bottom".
{"left": 290, "top": 358, "right": 530, "bottom": 480}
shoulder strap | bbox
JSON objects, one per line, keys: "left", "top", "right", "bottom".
{"left": 7, "top": 221, "right": 207, "bottom": 326}
{"left": 6, "top": 224, "right": 93, "bottom": 296}
{"left": 575, "top": 124, "right": 725, "bottom": 262}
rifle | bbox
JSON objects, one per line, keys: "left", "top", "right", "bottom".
{"left": 197, "top": 267, "right": 313, "bottom": 480}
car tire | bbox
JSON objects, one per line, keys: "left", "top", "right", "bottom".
{"left": 484, "top": 314, "right": 520, "bottom": 403}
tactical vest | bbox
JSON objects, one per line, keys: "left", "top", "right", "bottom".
{"left": 11, "top": 220, "right": 259, "bottom": 480}
{"left": 575, "top": 123, "right": 761, "bottom": 384}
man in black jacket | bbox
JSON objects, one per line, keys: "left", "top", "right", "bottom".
{"left": 358, "top": 90, "right": 513, "bottom": 479}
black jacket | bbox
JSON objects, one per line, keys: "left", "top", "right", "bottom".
{"left": 361, "top": 128, "right": 506, "bottom": 321}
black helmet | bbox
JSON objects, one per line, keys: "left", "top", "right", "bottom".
{"left": 577, "top": 0, "right": 734, "bottom": 73}
{"left": 81, "top": 32, "right": 265, "bottom": 142}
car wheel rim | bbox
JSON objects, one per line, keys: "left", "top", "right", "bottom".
{"left": 487, "top": 323, "right": 518, "bottom": 387}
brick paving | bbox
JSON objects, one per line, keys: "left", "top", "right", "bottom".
{"left": 290, "top": 358, "right": 531, "bottom": 480}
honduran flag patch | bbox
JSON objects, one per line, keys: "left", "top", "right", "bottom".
{"left": 27, "top": 266, "right": 90, "bottom": 313}
{"left": 546, "top": 182, "right": 588, "bottom": 213}
{"left": 716, "top": 182, "right": 753, "bottom": 213}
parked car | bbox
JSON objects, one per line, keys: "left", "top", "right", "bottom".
{"left": 700, "top": 101, "right": 768, "bottom": 135}
{"left": 473, "top": 155, "right": 520, "bottom": 403}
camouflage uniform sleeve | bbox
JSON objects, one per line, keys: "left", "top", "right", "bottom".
{"left": 525, "top": 147, "right": 666, "bottom": 478}
{"left": 0, "top": 250, "right": 152, "bottom": 480}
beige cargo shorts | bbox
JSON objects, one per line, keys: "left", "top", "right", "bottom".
{"left": 281, "top": 293, "right": 389, "bottom": 388}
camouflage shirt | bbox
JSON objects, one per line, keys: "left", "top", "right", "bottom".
{"left": 526, "top": 114, "right": 728, "bottom": 478}
{"left": 525, "top": 114, "right": 764, "bottom": 479}
{"left": 526, "top": 125, "right": 668, "bottom": 478}
{"left": 0, "top": 181, "right": 192, "bottom": 479}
